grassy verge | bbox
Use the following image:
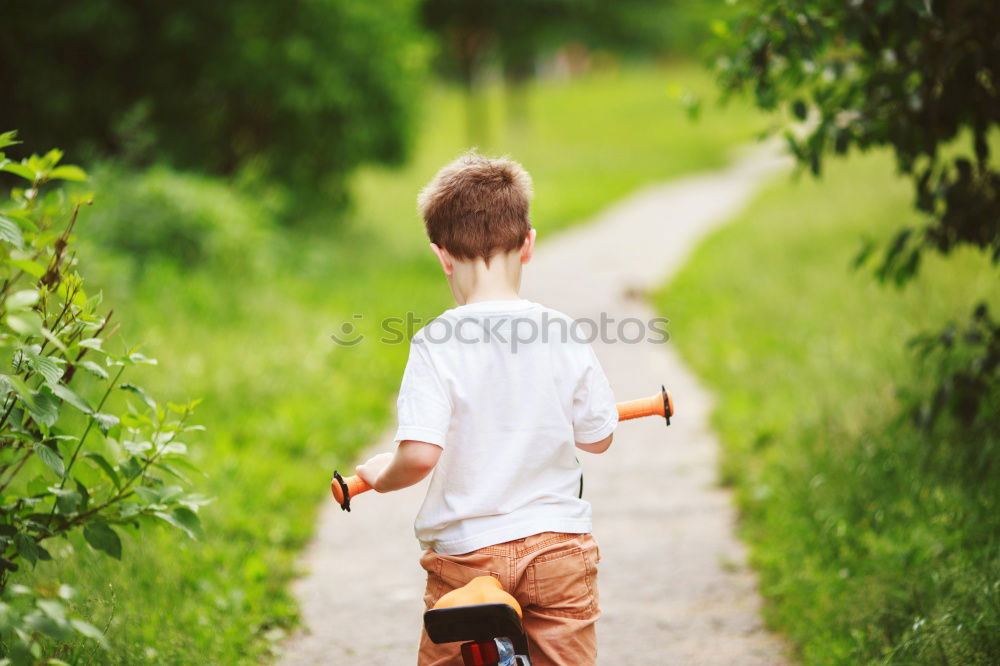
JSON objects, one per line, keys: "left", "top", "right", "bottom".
{"left": 26, "top": 62, "right": 762, "bottom": 663}
{"left": 656, "top": 151, "right": 999, "bottom": 665}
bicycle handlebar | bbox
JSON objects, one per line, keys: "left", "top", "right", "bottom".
{"left": 330, "top": 385, "right": 674, "bottom": 511}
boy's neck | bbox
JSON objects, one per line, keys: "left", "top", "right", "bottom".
{"left": 448, "top": 252, "right": 523, "bottom": 306}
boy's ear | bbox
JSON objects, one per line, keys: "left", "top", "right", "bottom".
{"left": 520, "top": 228, "right": 536, "bottom": 265}
{"left": 430, "top": 243, "right": 454, "bottom": 276}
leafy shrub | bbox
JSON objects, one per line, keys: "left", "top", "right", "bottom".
{"left": 0, "top": 131, "right": 206, "bottom": 663}
{"left": 78, "top": 165, "right": 274, "bottom": 270}
{"left": 714, "top": 0, "right": 1000, "bottom": 428}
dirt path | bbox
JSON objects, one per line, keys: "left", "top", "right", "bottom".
{"left": 280, "top": 146, "right": 792, "bottom": 665}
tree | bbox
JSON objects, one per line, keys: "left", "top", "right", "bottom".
{"left": 715, "top": 0, "right": 999, "bottom": 427}
{"left": 0, "top": 1, "right": 425, "bottom": 194}
{"left": 420, "top": 0, "right": 688, "bottom": 140}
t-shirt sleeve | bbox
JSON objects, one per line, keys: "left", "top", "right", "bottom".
{"left": 394, "top": 337, "right": 452, "bottom": 448}
{"left": 572, "top": 345, "right": 618, "bottom": 443}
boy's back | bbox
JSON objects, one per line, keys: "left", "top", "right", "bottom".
{"left": 397, "top": 299, "right": 617, "bottom": 555}
{"left": 353, "top": 151, "right": 618, "bottom": 665}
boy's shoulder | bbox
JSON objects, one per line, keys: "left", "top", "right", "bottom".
{"left": 414, "top": 300, "right": 575, "bottom": 330}
{"left": 410, "top": 301, "right": 591, "bottom": 352}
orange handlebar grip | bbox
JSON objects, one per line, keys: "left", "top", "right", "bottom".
{"left": 330, "top": 471, "right": 372, "bottom": 512}
{"left": 616, "top": 386, "right": 674, "bottom": 424}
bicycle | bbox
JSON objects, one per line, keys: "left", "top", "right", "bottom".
{"left": 329, "top": 386, "right": 674, "bottom": 665}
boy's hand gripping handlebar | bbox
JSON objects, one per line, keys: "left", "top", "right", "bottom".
{"left": 330, "top": 385, "right": 674, "bottom": 512}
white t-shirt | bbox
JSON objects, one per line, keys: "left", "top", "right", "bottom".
{"left": 394, "top": 299, "right": 618, "bottom": 555}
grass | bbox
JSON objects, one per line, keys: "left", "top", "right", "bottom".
{"left": 22, "top": 61, "right": 764, "bottom": 664}
{"left": 656, "top": 151, "right": 999, "bottom": 665}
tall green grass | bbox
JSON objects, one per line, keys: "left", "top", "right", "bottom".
{"left": 657, "top": 151, "right": 999, "bottom": 665}
{"left": 26, "top": 63, "right": 763, "bottom": 663}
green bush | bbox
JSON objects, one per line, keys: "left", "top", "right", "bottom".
{"left": 0, "top": 132, "right": 206, "bottom": 664}
{"left": 713, "top": 0, "right": 1000, "bottom": 428}
{"left": 78, "top": 165, "right": 274, "bottom": 271}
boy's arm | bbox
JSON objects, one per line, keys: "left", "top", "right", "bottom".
{"left": 576, "top": 433, "right": 613, "bottom": 454}
{"left": 356, "top": 440, "right": 442, "bottom": 493}
{"left": 571, "top": 343, "right": 618, "bottom": 454}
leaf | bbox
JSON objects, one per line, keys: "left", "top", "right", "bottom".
{"left": 49, "top": 165, "right": 87, "bottom": 182}
{"left": 0, "top": 130, "right": 21, "bottom": 150}
{"left": 1, "top": 373, "right": 34, "bottom": 404}
{"left": 119, "top": 456, "right": 142, "bottom": 480}
{"left": 6, "top": 311, "right": 43, "bottom": 336}
{"left": 0, "top": 215, "right": 24, "bottom": 248}
{"left": 30, "top": 353, "right": 65, "bottom": 386}
{"left": 83, "top": 523, "right": 122, "bottom": 560}
{"left": 159, "top": 441, "right": 187, "bottom": 456}
{"left": 14, "top": 533, "right": 38, "bottom": 566}
{"left": 37, "top": 600, "right": 67, "bottom": 624}
{"left": 7, "top": 290, "right": 38, "bottom": 310}
{"left": 159, "top": 485, "right": 184, "bottom": 503}
{"left": 127, "top": 352, "right": 157, "bottom": 365}
{"left": 152, "top": 461, "right": 190, "bottom": 483}
{"left": 50, "top": 487, "right": 82, "bottom": 514}
{"left": 92, "top": 412, "right": 120, "bottom": 435}
{"left": 2, "top": 208, "right": 37, "bottom": 231}
{"left": 119, "top": 383, "right": 157, "bottom": 412}
{"left": 79, "top": 360, "right": 109, "bottom": 380}
{"left": 134, "top": 486, "right": 161, "bottom": 504}
{"left": 76, "top": 337, "right": 103, "bottom": 351}
{"left": 50, "top": 382, "right": 93, "bottom": 414}
{"left": 11, "top": 258, "right": 46, "bottom": 278}
{"left": 40, "top": 327, "right": 68, "bottom": 354}
{"left": 29, "top": 388, "right": 61, "bottom": 427}
{"left": 123, "top": 440, "right": 152, "bottom": 455}
{"left": 162, "top": 459, "right": 197, "bottom": 480}
{"left": 34, "top": 442, "right": 64, "bottom": 478}
{"left": 0, "top": 161, "right": 35, "bottom": 181}
{"left": 177, "top": 494, "right": 213, "bottom": 511}
{"left": 792, "top": 99, "right": 808, "bottom": 120}
{"left": 83, "top": 452, "right": 120, "bottom": 490}
{"left": 70, "top": 619, "right": 109, "bottom": 650}
{"left": 24, "top": 609, "right": 72, "bottom": 641}
{"left": 154, "top": 507, "right": 203, "bottom": 540}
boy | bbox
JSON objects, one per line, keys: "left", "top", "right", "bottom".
{"left": 355, "top": 151, "right": 618, "bottom": 666}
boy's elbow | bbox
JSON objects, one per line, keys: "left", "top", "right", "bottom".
{"left": 576, "top": 433, "right": 613, "bottom": 454}
{"left": 399, "top": 440, "right": 443, "bottom": 475}
{"left": 411, "top": 455, "right": 439, "bottom": 475}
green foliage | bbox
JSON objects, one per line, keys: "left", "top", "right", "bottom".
{"left": 714, "top": 0, "right": 1000, "bottom": 428}
{"left": 76, "top": 165, "right": 274, "bottom": 271}
{"left": 419, "top": 0, "right": 733, "bottom": 138}
{"left": 0, "top": 132, "right": 205, "bottom": 663}
{"left": 0, "top": 1, "right": 426, "bottom": 194}
{"left": 659, "top": 152, "right": 999, "bottom": 664}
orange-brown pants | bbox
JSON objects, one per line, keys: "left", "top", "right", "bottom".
{"left": 417, "top": 532, "right": 600, "bottom": 666}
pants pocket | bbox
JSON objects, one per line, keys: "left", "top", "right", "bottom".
{"left": 529, "top": 548, "right": 597, "bottom": 619}
{"left": 422, "top": 551, "right": 499, "bottom": 609}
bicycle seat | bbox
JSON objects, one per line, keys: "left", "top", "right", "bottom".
{"left": 424, "top": 576, "right": 524, "bottom": 645}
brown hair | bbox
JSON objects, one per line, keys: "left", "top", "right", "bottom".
{"left": 417, "top": 151, "right": 533, "bottom": 261}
